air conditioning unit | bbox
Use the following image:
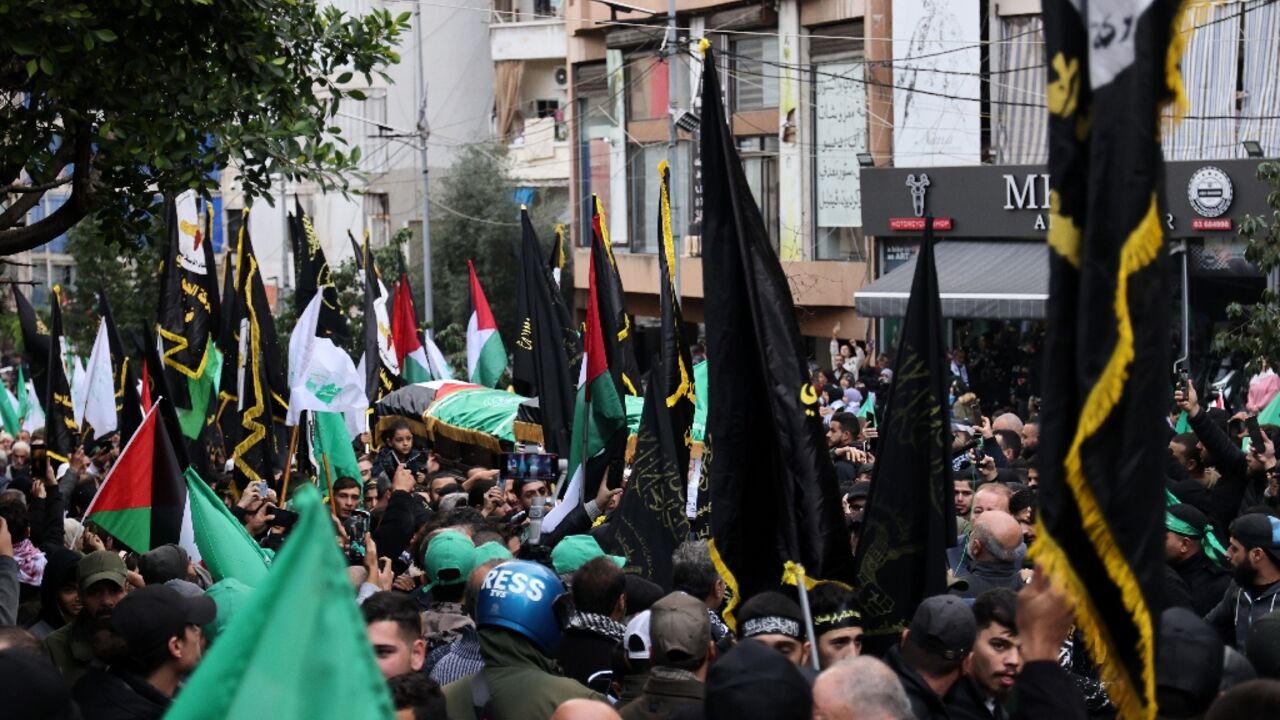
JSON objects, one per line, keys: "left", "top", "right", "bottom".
{"left": 553, "top": 66, "right": 568, "bottom": 86}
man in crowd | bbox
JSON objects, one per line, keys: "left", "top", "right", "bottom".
{"left": 1207, "top": 513, "right": 1280, "bottom": 652}
{"left": 619, "top": 591, "right": 712, "bottom": 720}
{"left": 812, "top": 657, "right": 913, "bottom": 720}
{"left": 332, "top": 476, "right": 363, "bottom": 520}
{"left": 72, "top": 584, "right": 214, "bottom": 719}
{"left": 951, "top": 483, "right": 1013, "bottom": 571}
{"left": 46, "top": 550, "right": 129, "bottom": 686}
{"left": 1169, "top": 432, "right": 1218, "bottom": 489}
{"left": 735, "top": 590, "right": 808, "bottom": 666}
{"left": 1018, "top": 422, "right": 1038, "bottom": 461}
{"left": 443, "top": 560, "right": 605, "bottom": 719}
{"left": 809, "top": 583, "right": 864, "bottom": 668}
{"left": 671, "top": 540, "right": 731, "bottom": 644}
{"left": 949, "top": 589, "right": 1022, "bottom": 719}
{"left": 1174, "top": 382, "right": 1271, "bottom": 530}
{"left": 884, "top": 594, "right": 975, "bottom": 719}
{"left": 993, "top": 431, "right": 1020, "bottom": 465}
{"left": 558, "top": 556, "right": 628, "bottom": 695}
{"left": 955, "top": 479, "right": 975, "bottom": 536}
{"left": 363, "top": 590, "right": 428, "bottom": 679}
{"left": 954, "top": 511, "right": 1025, "bottom": 599}
{"left": 827, "top": 412, "right": 863, "bottom": 486}
{"left": 1165, "top": 503, "right": 1231, "bottom": 616}
{"left": 418, "top": 530, "right": 477, "bottom": 652}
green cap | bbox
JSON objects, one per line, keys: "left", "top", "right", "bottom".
{"left": 203, "top": 578, "right": 253, "bottom": 642}
{"left": 423, "top": 531, "right": 477, "bottom": 590}
{"left": 551, "top": 535, "right": 626, "bottom": 576}
{"left": 473, "top": 541, "right": 514, "bottom": 566}
{"left": 77, "top": 550, "right": 127, "bottom": 591}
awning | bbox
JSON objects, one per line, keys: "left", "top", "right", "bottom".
{"left": 855, "top": 241, "right": 1048, "bottom": 319}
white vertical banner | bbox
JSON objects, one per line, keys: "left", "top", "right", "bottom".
{"left": 892, "top": 0, "right": 982, "bottom": 166}
{"left": 815, "top": 60, "right": 868, "bottom": 227}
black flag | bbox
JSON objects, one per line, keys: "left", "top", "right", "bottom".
{"left": 852, "top": 226, "right": 954, "bottom": 656}
{"left": 605, "top": 161, "right": 696, "bottom": 589}
{"left": 1029, "top": 1, "right": 1181, "bottom": 716}
{"left": 44, "top": 287, "right": 79, "bottom": 465}
{"left": 512, "top": 209, "right": 577, "bottom": 456}
{"left": 98, "top": 291, "right": 144, "bottom": 444}
{"left": 590, "top": 197, "right": 642, "bottom": 398}
{"left": 362, "top": 234, "right": 404, "bottom": 405}
{"left": 156, "top": 193, "right": 217, "bottom": 412}
{"left": 290, "top": 199, "right": 350, "bottom": 345}
{"left": 11, "top": 285, "right": 50, "bottom": 408}
{"left": 700, "top": 49, "right": 853, "bottom": 624}
{"left": 547, "top": 224, "right": 567, "bottom": 290}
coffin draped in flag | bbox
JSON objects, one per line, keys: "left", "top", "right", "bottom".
{"left": 512, "top": 209, "right": 577, "bottom": 456}
{"left": 699, "top": 48, "right": 853, "bottom": 623}
{"left": 1029, "top": 1, "right": 1188, "bottom": 717}
{"left": 157, "top": 191, "right": 221, "bottom": 432}
{"left": 853, "top": 226, "right": 954, "bottom": 656}
{"left": 466, "top": 260, "right": 507, "bottom": 388}
{"left": 83, "top": 401, "right": 190, "bottom": 555}
{"left": 45, "top": 287, "right": 79, "bottom": 464}
{"left": 542, "top": 243, "right": 626, "bottom": 535}
{"left": 590, "top": 197, "right": 641, "bottom": 398}
{"left": 604, "top": 161, "right": 696, "bottom": 589}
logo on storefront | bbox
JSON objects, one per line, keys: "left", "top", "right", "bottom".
{"left": 1187, "top": 166, "right": 1233, "bottom": 218}
{"left": 906, "top": 173, "right": 931, "bottom": 217}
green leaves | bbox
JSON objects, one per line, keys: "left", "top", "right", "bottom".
{"left": 1212, "top": 161, "right": 1280, "bottom": 370}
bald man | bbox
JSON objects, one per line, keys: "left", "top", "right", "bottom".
{"left": 813, "top": 657, "right": 913, "bottom": 720}
{"left": 953, "top": 510, "right": 1026, "bottom": 598}
{"left": 551, "top": 699, "right": 622, "bottom": 720}
{"left": 991, "top": 413, "right": 1024, "bottom": 434}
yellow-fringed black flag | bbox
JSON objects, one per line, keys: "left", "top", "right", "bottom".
{"left": 604, "top": 161, "right": 695, "bottom": 589}
{"left": 11, "top": 284, "right": 51, "bottom": 409}
{"left": 44, "top": 287, "right": 79, "bottom": 464}
{"left": 1031, "top": 1, "right": 1187, "bottom": 717}
{"left": 362, "top": 233, "right": 404, "bottom": 405}
{"left": 157, "top": 192, "right": 217, "bottom": 417}
{"left": 700, "top": 48, "right": 853, "bottom": 623}
{"left": 547, "top": 224, "right": 568, "bottom": 290}
{"left": 589, "top": 197, "right": 642, "bottom": 398}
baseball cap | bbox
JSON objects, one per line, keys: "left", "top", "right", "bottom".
{"left": 422, "top": 531, "right": 477, "bottom": 591}
{"left": 1246, "top": 612, "right": 1280, "bottom": 680}
{"left": 650, "top": 591, "right": 711, "bottom": 669}
{"left": 138, "top": 544, "right": 190, "bottom": 586}
{"left": 625, "top": 610, "right": 652, "bottom": 660}
{"left": 204, "top": 578, "right": 253, "bottom": 642}
{"left": 847, "top": 480, "right": 871, "bottom": 500}
{"left": 907, "top": 595, "right": 976, "bottom": 660}
{"left": 473, "top": 540, "right": 514, "bottom": 566}
{"left": 550, "top": 535, "right": 625, "bottom": 576}
{"left": 77, "top": 550, "right": 127, "bottom": 592}
{"left": 111, "top": 585, "right": 217, "bottom": 656}
{"left": 1230, "top": 514, "right": 1280, "bottom": 560}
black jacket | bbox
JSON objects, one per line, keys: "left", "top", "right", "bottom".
{"left": 1170, "top": 552, "right": 1231, "bottom": 617}
{"left": 952, "top": 560, "right": 1024, "bottom": 599}
{"left": 1009, "top": 662, "right": 1086, "bottom": 720}
{"left": 947, "top": 676, "right": 1005, "bottom": 720}
{"left": 884, "top": 646, "right": 953, "bottom": 720}
{"left": 72, "top": 667, "right": 170, "bottom": 720}
{"left": 619, "top": 668, "right": 704, "bottom": 720}
{"left": 1187, "top": 409, "right": 1263, "bottom": 529}
{"left": 556, "top": 627, "right": 621, "bottom": 696}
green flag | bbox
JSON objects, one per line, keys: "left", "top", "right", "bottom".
{"left": 311, "top": 411, "right": 362, "bottom": 498}
{"left": 0, "top": 376, "right": 18, "bottom": 436}
{"left": 1258, "top": 392, "right": 1280, "bottom": 427}
{"left": 177, "top": 341, "right": 222, "bottom": 440}
{"left": 1173, "top": 410, "right": 1191, "bottom": 434}
{"left": 185, "top": 467, "right": 271, "bottom": 587}
{"left": 167, "top": 486, "right": 393, "bottom": 719}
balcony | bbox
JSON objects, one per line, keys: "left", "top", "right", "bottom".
{"left": 508, "top": 117, "right": 571, "bottom": 184}
{"left": 490, "top": 0, "right": 566, "bottom": 61}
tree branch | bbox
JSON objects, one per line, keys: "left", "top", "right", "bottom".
{"left": 0, "top": 176, "right": 73, "bottom": 194}
{"left": 0, "top": 137, "right": 78, "bottom": 229}
{"left": 0, "top": 124, "right": 93, "bottom": 256}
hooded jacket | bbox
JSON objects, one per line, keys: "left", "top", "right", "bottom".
{"left": 619, "top": 666, "right": 704, "bottom": 720}
{"left": 1205, "top": 578, "right": 1280, "bottom": 652}
{"left": 443, "top": 627, "right": 604, "bottom": 720}
{"left": 884, "top": 645, "right": 954, "bottom": 720}
{"left": 72, "top": 666, "right": 170, "bottom": 720}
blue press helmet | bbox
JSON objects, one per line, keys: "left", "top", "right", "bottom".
{"left": 475, "top": 560, "right": 570, "bottom": 654}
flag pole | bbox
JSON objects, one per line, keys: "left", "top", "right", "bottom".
{"left": 278, "top": 421, "right": 302, "bottom": 505}
{"left": 789, "top": 562, "right": 822, "bottom": 670}
{"left": 321, "top": 451, "right": 338, "bottom": 515}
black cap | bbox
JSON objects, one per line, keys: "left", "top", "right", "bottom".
{"left": 705, "top": 639, "right": 812, "bottom": 720}
{"left": 907, "top": 595, "right": 975, "bottom": 660}
{"left": 738, "top": 591, "right": 804, "bottom": 640}
{"left": 847, "top": 480, "right": 871, "bottom": 500}
{"left": 1230, "top": 513, "right": 1280, "bottom": 551}
{"left": 137, "top": 544, "right": 189, "bottom": 586}
{"left": 1156, "top": 607, "right": 1223, "bottom": 718}
{"left": 1168, "top": 504, "right": 1210, "bottom": 536}
{"left": 111, "top": 585, "right": 217, "bottom": 656}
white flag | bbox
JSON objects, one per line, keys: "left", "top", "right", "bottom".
{"left": 81, "top": 319, "right": 118, "bottom": 436}
{"left": 23, "top": 380, "right": 45, "bottom": 433}
{"left": 286, "top": 293, "right": 368, "bottom": 425}
{"left": 423, "top": 331, "right": 454, "bottom": 381}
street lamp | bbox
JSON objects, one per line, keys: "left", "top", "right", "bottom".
{"left": 1243, "top": 140, "right": 1264, "bottom": 158}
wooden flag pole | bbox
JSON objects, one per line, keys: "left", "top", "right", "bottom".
{"left": 321, "top": 452, "right": 338, "bottom": 515}
{"left": 278, "top": 422, "right": 302, "bottom": 505}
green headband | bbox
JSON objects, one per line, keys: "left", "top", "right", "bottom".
{"left": 1165, "top": 513, "right": 1228, "bottom": 567}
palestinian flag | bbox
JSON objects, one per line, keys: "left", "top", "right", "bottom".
{"left": 466, "top": 260, "right": 506, "bottom": 388}
{"left": 542, "top": 238, "right": 626, "bottom": 534}
{"left": 392, "top": 271, "right": 431, "bottom": 384}
{"left": 83, "top": 401, "right": 191, "bottom": 555}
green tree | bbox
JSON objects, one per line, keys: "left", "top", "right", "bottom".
{"left": 0, "top": 0, "right": 409, "bottom": 255}
{"left": 61, "top": 215, "right": 165, "bottom": 353}
{"left": 1213, "top": 161, "right": 1280, "bottom": 367}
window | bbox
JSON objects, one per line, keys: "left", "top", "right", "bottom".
{"left": 626, "top": 143, "right": 690, "bottom": 254}
{"left": 730, "top": 36, "right": 779, "bottom": 111}
{"left": 576, "top": 62, "right": 616, "bottom": 247}
{"left": 737, "top": 136, "right": 779, "bottom": 249}
{"left": 627, "top": 55, "right": 670, "bottom": 121}
{"left": 364, "top": 193, "right": 391, "bottom": 248}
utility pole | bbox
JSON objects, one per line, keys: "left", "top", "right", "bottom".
{"left": 666, "top": 0, "right": 681, "bottom": 295}
{"left": 416, "top": 4, "right": 434, "bottom": 328}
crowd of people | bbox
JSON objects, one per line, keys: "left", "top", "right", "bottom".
{"left": 4, "top": 337, "right": 1280, "bottom": 720}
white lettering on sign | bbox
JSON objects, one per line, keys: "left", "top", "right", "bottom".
{"left": 481, "top": 568, "right": 546, "bottom": 602}
{"left": 1003, "top": 174, "right": 1051, "bottom": 210}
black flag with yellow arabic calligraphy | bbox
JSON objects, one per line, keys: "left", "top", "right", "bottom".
{"left": 602, "top": 161, "right": 695, "bottom": 590}
{"left": 1030, "top": 1, "right": 1185, "bottom": 717}
{"left": 589, "top": 197, "right": 641, "bottom": 398}
{"left": 156, "top": 192, "right": 216, "bottom": 412}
